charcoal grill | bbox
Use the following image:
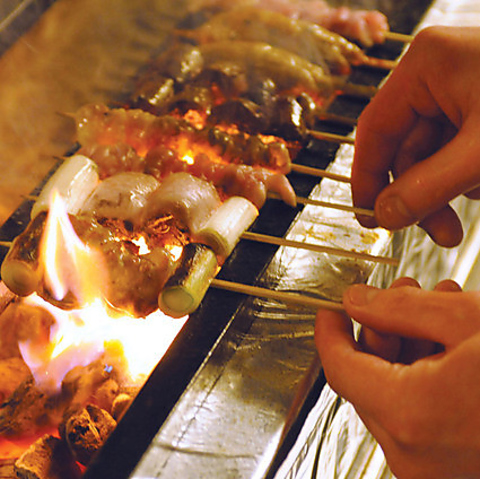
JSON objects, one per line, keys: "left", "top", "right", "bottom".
{"left": 0, "top": 1, "right": 437, "bottom": 477}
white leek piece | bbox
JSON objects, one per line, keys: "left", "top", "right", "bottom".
{"left": 195, "top": 196, "right": 258, "bottom": 259}
{"left": 31, "top": 155, "right": 99, "bottom": 220}
{"left": 159, "top": 243, "right": 218, "bottom": 318}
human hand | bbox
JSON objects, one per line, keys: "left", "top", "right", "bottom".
{"left": 352, "top": 25, "right": 480, "bottom": 247}
{"left": 315, "top": 278, "right": 480, "bottom": 479}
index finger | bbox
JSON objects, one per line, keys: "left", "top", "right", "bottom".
{"left": 351, "top": 54, "right": 437, "bottom": 214}
{"left": 314, "top": 308, "right": 400, "bottom": 416}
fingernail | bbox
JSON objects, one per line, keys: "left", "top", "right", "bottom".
{"left": 346, "top": 285, "right": 378, "bottom": 306}
{"left": 376, "top": 195, "right": 415, "bottom": 229}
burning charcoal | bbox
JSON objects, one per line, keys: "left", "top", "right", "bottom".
{"left": 62, "top": 404, "right": 116, "bottom": 466}
{"left": 0, "top": 379, "right": 48, "bottom": 436}
{"left": 61, "top": 359, "right": 122, "bottom": 408}
{"left": 111, "top": 392, "right": 134, "bottom": 421}
{"left": 92, "top": 378, "right": 119, "bottom": 413}
{"left": 14, "top": 434, "right": 81, "bottom": 479}
{"left": 0, "top": 357, "right": 32, "bottom": 404}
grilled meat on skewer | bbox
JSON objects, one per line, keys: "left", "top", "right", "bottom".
{"left": 74, "top": 103, "right": 293, "bottom": 173}
{"left": 188, "top": 0, "right": 389, "bottom": 47}
{"left": 176, "top": 6, "right": 368, "bottom": 75}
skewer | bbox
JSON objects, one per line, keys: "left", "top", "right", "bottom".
{"left": 307, "top": 129, "right": 355, "bottom": 145}
{"left": 268, "top": 192, "right": 375, "bottom": 218}
{"left": 211, "top": 278, "right": 345, "bottom": 312}
{"left": 241, "top": 231, "right": 398, "bottom": 266}
{"left": 361, "top": 56, "right": 398, "bottom": 71}
{"left": 290, "top": 163, "right": 351, "bottom": 183}
{"left": 0, "top": 241, "right": 11, "bottom": 248}
{"left": 316, "top": 111, "right": 357, "bottom": 127}
{"left": 384, "top": 31, "right": 414, "bottom": 43}
{"left": 296, "top": 195, "right": 375, "bottom": 217}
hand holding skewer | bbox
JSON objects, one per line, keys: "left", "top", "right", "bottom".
{"left": 352, "top": 26, "right": 480, "bottom": 248}
{"left": 316, "top": 25, "right": 480, "bottom": 479}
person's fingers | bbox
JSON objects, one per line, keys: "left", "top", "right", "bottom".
{"left": 352, "top": 27, "right": 480, "bottom": 237}
{"left": 358, "top": 277, "right": 419, "bottom": 361}
{"left": 315, "top": 308, "right": 400, "bottom": 417}
{"left": 434, "top": 279, "right": 462, "bottom": 292}
{"left": 465, "top": 186, "right": 480, "bottom": 200}
{"left": 343, "top": 284, "right": 480, "bottom": 347}
{"left": 373, "top": 119, "right": 480, "bottom": 232}
{"left": 351, "top": 30, "right": 448, "bottom": 219}
{"left": 417, "top": 206, "right": 463, "bottom": 247}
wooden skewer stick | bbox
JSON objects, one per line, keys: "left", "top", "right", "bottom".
{"left": 384, "top": 31, "right": 414, "bottom": 43}
{"left": 0, "top": 241, "right": 12, "bottom": 248}
{"left": 211, "top": 278, "right": 345, "bottom": 312}
{"left": 241, "top": 231, "right": 398, "bottom": 266}
{"left": 268, "top": 192, "right": 375, "bottom": 218}
{"left": 296, "top": 195, "right": 375, "bottom": 217}
{"left": 307, "top": 129, "right": 355, "bottom": 145}
{"left": 290, "top": 163, "right": 351, "bottom": 183}
{"left": 315, "top": 111, "right": 357, "bottom": 127}
{"left": 361, "top": 56, "right": 398, "bottom": 71}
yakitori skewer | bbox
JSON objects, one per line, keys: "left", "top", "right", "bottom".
{"left": 316, "top": 111, "right": 357, "bottom": 127}
{"left": 241, "top": 231, "right": 397, "bottom": 266}
{"left": 307, "top": 129, "right": 355, "bottom": 145}
{"left": 290, "top": 164, "right": 352, "bottom": 183}
{"left": 267, "top": 192, "right": 375, "bottom": 218}
{"left": 211, "top": 278, "right": 345, "bottom": 311}
{"left": 360, "top": 56, "right": 398, "bottom": 71}
{"left": 384, "top": 31, "right": 414, "bottom": 43}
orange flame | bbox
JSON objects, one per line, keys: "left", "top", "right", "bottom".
{"left": 39, "top": 190, "right": 106, "bottom": 305}
{"left": 20, "top": 192, "right": 187, "bottom": 393}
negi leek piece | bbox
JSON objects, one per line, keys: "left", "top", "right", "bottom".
{"left": 159, "top": 243, "right": 218, "bottom": 318}
{"left": 195, "top": 196, "right": 258, "bottom": 259}
{"left": 1, "top": 213, "right": 47, "bottom": 296}
{"left": 31, "top": 154, "right": 99, "bottom": 220}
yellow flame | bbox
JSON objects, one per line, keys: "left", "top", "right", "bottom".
{"left": 22, "top": 192, "right": 187, "bottom": 392}
{"left": 39, "top": 190, "right": 105, "bottom": 304}
{"left": 20, "top": 295, "right": 187, "bottom": 392}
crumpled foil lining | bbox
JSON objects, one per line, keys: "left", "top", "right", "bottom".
{"left": 131, "top": 143, "right": 392, "bottom": 479}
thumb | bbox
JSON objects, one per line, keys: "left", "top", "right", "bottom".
{"left": 343, "top": 284, "right": 480, "bottom": 348}
{"left": 374, "top": 118, "right": 480, "bottom": 232}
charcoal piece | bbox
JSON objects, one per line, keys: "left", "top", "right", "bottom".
{"left": 14, "top": 434, "right": 81, "bottom": 479}
{"left": 62, "top": 404, "right": 116, "bottom": 466}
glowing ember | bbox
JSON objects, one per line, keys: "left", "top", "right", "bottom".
{"left": 20, "top": 192, "right": 187, "bottom": 393}
{"left": 181, "top": 151, "right": 195, "bottom": 165}
{"left": 165, "top": 244, "right": 183, "bottom": 262}
{"left": 131, "top": 235, "right": 150, "bottom": 255}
